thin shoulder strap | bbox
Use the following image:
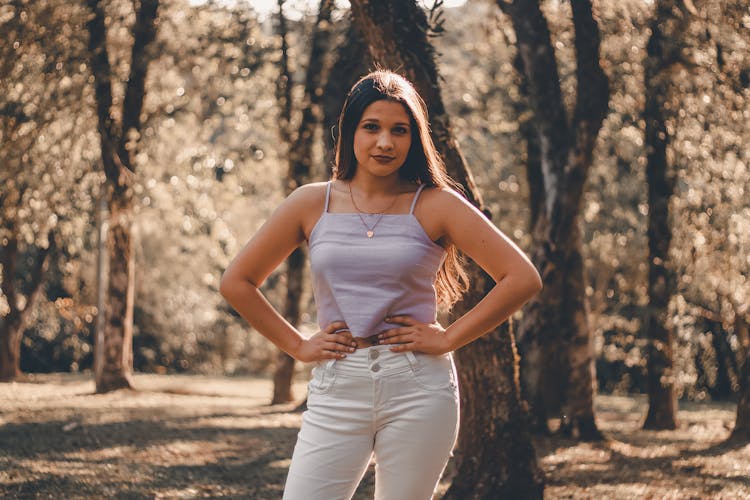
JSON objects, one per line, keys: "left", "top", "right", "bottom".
{"left": 323, "top": 180, "right": 332, "bottom": 213}
{"left": 409, "top": 184, "right": 427, "bottom": 214}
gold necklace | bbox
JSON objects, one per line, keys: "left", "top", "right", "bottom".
{"left": 348, "top": 183, "right": 400, "bottom": 238}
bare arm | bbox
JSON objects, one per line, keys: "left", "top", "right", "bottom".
{"left": 219, "top": 184, "right": 355, "bottom": 362}
{"left": 378, "top": 187, "right": 542, "bottom": 354}
{"left": 439, "top": 188, "right": 542, "bottom": 351}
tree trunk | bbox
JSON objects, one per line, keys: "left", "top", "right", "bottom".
{"left": 0, "top": 322, "right": 22, "bottom": 382}
{"left": 97, "top": 196, "right": 136, "bottom": 391}
{"left": 559, "top": 225, "right": 598, "bottom": 437}
{"left": 511, "top": 51, "right": 550, "bottom": 432}
{"left": 321, "top": 18, "right": 370, "bottom": 170}
{"left": 94, "top": 194, "right": 108, "bottom": 381}
{"left": 272, "top": 0, "right": 335, "bottom": 404}
{"left": 86, "top": 0, "right": 159, "bottom": 392}
{"left": 350, "top": 1, "right": 544, "bottom": 496}
{"left": 285, "top": 16, "right": 368, "bottom": 411}
{"left": 272, "top": 0, "right": 296, "bottom": 405}
{"left": 0, "top": 223, "right": 22, "bottom": 382}
{"left": 275, "top": 0, "right": 293, "bottom": 149}
{"left": 513, "top": 50, "right": 544, "bottom": 238}
{"left": 642, "top": 0, "right": 698, "bottom": 430}
{"left": 731, "top": 312, "right": 750, "bottom": 441}
{"left": 273, "top": 246, "right": 305, "bottom": 404}
{"left": 707, "top": 322, "right": 735, "bottom": 400}
{"left": 733, "top": 355, "right": 750, "bottom": 441}
{"left": 0, "top": 217, "right": 55, "bottom": 382}
{"left": 498, "top": 0, "right": 609, "bottom": 440}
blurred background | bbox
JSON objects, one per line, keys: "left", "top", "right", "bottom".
{"left": 1, "top": 0, "right": 748, "bottom": 405}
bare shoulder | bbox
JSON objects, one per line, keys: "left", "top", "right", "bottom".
{"left": 282, "top": 181, "right": 328, "bottom": 215}
{"left": 289, "top": 181, "right": 330, "bottom": 240}
{"left": 289, "top": 181, "right": 328, "bottom": 203}
{"left": 420, "top": 185, "right": 477, "bottom": 215}
{"left": 413, "top": 185, "right": 477, "bottom": 246}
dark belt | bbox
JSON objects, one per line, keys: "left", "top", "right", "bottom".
{"left": 352, "top": 335, "right": 380, "bottom": 349}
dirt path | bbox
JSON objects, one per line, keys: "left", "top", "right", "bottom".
{"left": 1, "top": 374, "right": 749, "bottom": 499}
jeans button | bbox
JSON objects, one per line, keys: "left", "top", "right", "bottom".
{"left": 369, "top": 350, "right": 380, "bottom": 360}
{"left": 371, "top": 363, "right": 381, "bottom": 372}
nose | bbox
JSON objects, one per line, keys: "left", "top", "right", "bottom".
{"left": 376, "top": 131, "right": 393, "bottom": 150}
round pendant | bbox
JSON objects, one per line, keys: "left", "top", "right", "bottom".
{"left": 367, "top": 230, "right": 374, "bottom": 238}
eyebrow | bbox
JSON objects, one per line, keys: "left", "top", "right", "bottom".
{"left": 360, "top": 118, "right": 411, "bottom": 127}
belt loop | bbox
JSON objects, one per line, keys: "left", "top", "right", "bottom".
{"left": 324, "top": 358, "right": 336, "bottom": 382}
{"left": 405, "top": 351, "right": 418, "bottom": 370}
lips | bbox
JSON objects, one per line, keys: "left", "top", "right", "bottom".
{"left": 372, "top": 155, "right": 395, "bottom": 162}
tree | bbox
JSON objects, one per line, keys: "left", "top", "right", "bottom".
{"left": 321, "top": 17, "right": 371, "bottom": 167}
{"left": 1, "top": 0, "right": 89, "bottom": 381}
{"left": 731, "top": 309, "right": 750, "bottom": 441}
{"left": 86, "top": 0, "right": 159, "bottom": 392}
{"left": 641, "top": 0, "right": 698, "bottom": 430}
{"left": 271, "top": 0, "right": 296, "bottom": 404}
{"left": 127, "top": 0, "right": 272, "bottom": 375}
{"left": 497, "top": 0, "right": 609, "bottom": 439}
{"left": 349, "top": 1, "right": 544, "bottom": 497}
{"left": 0, "top": 222, "right": 55, "bottom": 382}
{"left": 271, "top": 0, "right": 335, "bottom": 404}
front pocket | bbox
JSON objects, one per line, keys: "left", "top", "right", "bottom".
{"left": 409, "top": 353, "right": 457, "bottom": 392}
{"left": 308, "top": 362, "right": 338, "bottom": 395}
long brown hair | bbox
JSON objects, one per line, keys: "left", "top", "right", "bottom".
{"left": 332, "top": 70, "right": 469, "bottom": 310}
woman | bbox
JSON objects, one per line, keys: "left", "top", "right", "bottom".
{"left": 220, "top": 70, "right": 542, "bottom": 500}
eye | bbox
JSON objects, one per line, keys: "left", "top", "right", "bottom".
{"left": 393, "top": 126, "right": 409, "bottom": 135}
{"left": 362, "top": 122, "right": 378, "bottom": 131}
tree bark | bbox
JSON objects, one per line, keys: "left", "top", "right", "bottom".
{"left": 321, "top": 18, "right": 370, "bottom": 170}
{"left": 0, "top": 214, "right": 23, "bottom": 383}
{"left": 86, "top": 0, "right": 159, "bottom": 393}
{"left": 511, "top": 51, "right": 551, "bottom": 432}
{"left": 350, "top": 1, "right": 544, "bottom": 497}
{"left": 94, "top": 194, "right": 108, "bottom": 382}
{"left": 513, "top": 50, "right": 544, "bottom": 237}
{"left": 0, "top": 219, "right": 55, "bottom": 382}
{"left": 642, "top": 0, "right": 698, "bottom": 430}
{"left": 498, "top": 0, "right": 609, "bottom": 439}
{"left": 731, "top": 311, "right": 750, "bottom": 441}
{"left": 272, "top": 0, "right": 296, "bottom": 405}
{"left": 707, "top": 321, "right": 735, "bottom": 400}
{"left": 272, "top": 0, "right": 335, "bottom": 404}
{"left": 275, "top": 0, "right": 294, "bottom": 149}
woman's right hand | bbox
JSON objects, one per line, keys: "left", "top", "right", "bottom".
{"left": 294, "top": 321, "right": 357, "bottom": 362}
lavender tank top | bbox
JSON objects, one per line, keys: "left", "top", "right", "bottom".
{"left": 309, "top": 181, "right": 447, "bottom": 339}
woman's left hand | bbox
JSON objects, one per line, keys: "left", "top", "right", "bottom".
{"left": 377, "top": 315, "right": 453, "bottom": 355}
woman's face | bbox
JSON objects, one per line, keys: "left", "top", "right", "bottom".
{"left": 352, "top": 99, "right": 412, "bottom": 179}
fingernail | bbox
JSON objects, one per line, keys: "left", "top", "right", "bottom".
{"left": 384, "top": 316, "right": 391, "bottom": 321}
{"left": 349, "top": 347, "right": 355, "bottom": 352}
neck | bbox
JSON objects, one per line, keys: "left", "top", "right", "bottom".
{"left": 348, "top": 172, "right": 406, "bottom": 198}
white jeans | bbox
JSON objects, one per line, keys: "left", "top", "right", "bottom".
{"left": 283, "top": 346, "right": 460, "bottom": 500}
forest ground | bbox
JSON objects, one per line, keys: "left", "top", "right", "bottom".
{"left": 1, "top": 373, "right": 749, "bottom": 499}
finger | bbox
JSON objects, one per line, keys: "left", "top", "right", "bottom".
{"left": 377, "top": 327, "right": 408, "bottom": 340}
{"left": 322, "top": 349, "right": 347, "bottom": 359}
{"left": 324, "top": 341, "right": 355, "bottom": 352}
{"left": 331, "top": 329, "right": 352, "bottom": 339}
{"left": 385, "top": 315, "right": 417, "bottom": 326}
{"left": 326, "top": 321, "right": 349, "bottom": 333}
{"left": 330, "top": 334, "right": 356, "bottom": 346}
{"left": 378, "top": 332, "right": 408, "bottom": 344}
{"left": 389, "top": 340, "right": 415, "bottom": 352}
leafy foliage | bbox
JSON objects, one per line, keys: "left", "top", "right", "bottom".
{"left": 3, "top": 0, "right": 748, "bottom": 397}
